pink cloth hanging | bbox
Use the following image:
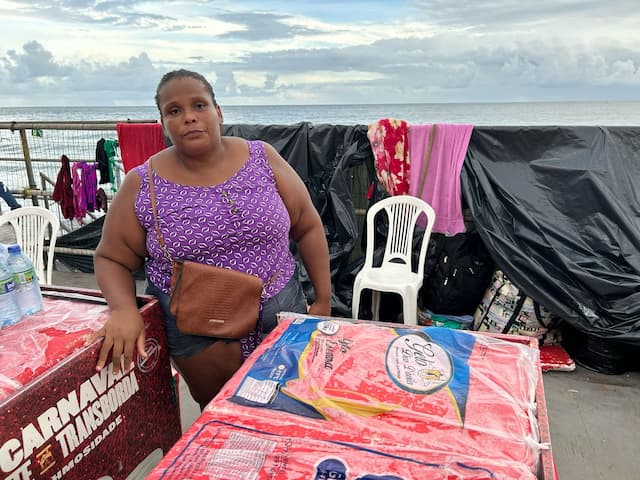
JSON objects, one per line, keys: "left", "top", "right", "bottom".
{"left": 71, "top": 162, "right": 87, "bottom": 222}
{"left": 116, "top": 123, "right": 166, "bottom": 173}
{"left": 408, "top": 123, "right": 473, "bottom": 235}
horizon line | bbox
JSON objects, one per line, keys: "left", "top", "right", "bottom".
{"left": 2, "top": 99, "right": 640, "bottom": 109}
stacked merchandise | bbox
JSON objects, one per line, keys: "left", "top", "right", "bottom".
{"left": 148, "top": 314, "right": 550, "bottom": 479}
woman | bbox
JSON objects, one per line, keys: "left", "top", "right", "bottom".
{"left": 92, "top": 69, "right": 331, "bottom": 409}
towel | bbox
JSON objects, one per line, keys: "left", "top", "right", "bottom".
{"left": 71, "top": 161, "right": 87, "bottom": 222}
{"left": 116, "top": 123, "right": 166, "bottom": 173}
{"left": 51, "top": 154, "right": 75, "bottom": 220}
{"left": 367, "top": 119, "right": 410, "bottom": 196}
{"left": 408, "top": 123, "right": 473, "bottom": 235}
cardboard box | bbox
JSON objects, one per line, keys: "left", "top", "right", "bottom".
{"left": 0, "top": 286, "right": 181, "bottom": 480}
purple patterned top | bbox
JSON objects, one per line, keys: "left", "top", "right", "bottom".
{"left": 133, "top": 140, "right": 296, "bottom": 298}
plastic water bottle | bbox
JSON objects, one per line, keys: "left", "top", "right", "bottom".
{"left": 7, "top": 244, "right": 43, "bottom": 316}
{"left": 0, "top": 261, "right": 21, "bottom": 327}
{"left": 0, "top": 243, "right": 7, "bottom": 265}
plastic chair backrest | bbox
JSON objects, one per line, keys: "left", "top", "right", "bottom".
{"left": 364, "top": 196, "right": 436, "bottom": 278}
{"left": 0, "top": 206, "right": 60, "bottom": 285}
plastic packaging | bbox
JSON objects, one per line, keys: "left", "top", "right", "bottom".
{"left": 148, "top": 314, "right": 544, "bottom": 479}
{"left": 7, "top": 244, "right": 43, "bottom": 316}
{"left": 0, "top": 261, "right": 21, "bottom": 327}
{"left": 0, "top": 296, "right": 110, "bottom": 400}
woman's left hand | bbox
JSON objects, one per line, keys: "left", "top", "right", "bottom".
{"left": 308, "top": 299, "right": 331, "bottom": 317}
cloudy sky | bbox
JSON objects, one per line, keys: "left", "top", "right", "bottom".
{"left": 1, "top": 0, "right": 639, "bottom": 106}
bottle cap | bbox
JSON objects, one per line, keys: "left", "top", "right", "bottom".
{"left": 7, "top": 244, "right": 22, "bottom": 254}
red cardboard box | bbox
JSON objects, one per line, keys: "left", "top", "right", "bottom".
{"left": 0, "top": 286, "right": 181, "bottom": 480}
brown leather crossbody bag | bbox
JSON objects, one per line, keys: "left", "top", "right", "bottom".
{"left": 147, "top": 160, "right": 264, "bottom": 338}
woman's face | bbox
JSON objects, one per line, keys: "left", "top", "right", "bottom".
{"left": 157, "top": 76, "right": 223, "bottom": 156}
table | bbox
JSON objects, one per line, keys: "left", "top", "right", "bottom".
{"left": 0, "top": 286, "right": 181, "bottom": 480}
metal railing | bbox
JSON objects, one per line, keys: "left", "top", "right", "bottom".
{"left": 1, "top": 119, "right": 370, "bottom": 263}
{"left": 0, "top": 120, "right": 156, "bottom": 226}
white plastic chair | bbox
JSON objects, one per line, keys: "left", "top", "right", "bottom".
{"left": 0, "top": 206, "right": 60, "bottom": 285}
{"left": 352, "top": 196, "right": 436, "bottom": 325}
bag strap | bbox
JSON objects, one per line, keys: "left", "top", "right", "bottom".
{"left": 502, "top": 292, "right": 528, "bottom": 334}
{"left": 417, "top": 124, "right": 437, "bottom": 198}
{"left": 533, "top": 301, "right": 558, "bottom": 329}
{"left": 147, "top": 159, "right": 173, "bottom": 262}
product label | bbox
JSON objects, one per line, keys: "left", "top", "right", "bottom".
{"left": 386, "top": 332, "right": 453, "bottom": 394}
{"left": 204, "top": 432, "right": 276, "bottom": 478}
{"left": 12, "top": 268, "right": 35, "bottom": 286}
{"left": 236, "top": 377, "right": 280, "bottom": 404}
{"left": 0, "top": 277, "right": 17, "bottom": 294}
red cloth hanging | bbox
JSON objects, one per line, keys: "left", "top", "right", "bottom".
{"left": 51, "top": 154, "right": 75, "bottom": 220}
{"left": 367, "top": 119, "right": 411, "bottom": 196}
{"left": 116, "top": 123, "right": 166, "bottom": 173}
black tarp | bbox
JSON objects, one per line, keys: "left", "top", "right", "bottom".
{"left": 54, "top": 215, "right": 146, "bottom": 280}
{"left": 56, "top": 216, "right": 104, "bottom": 273}
{"left": 223, "top": 123, "right": 374, "bottom": 315}
{"left": 56, "top": 123, "right": 640, "bottom": 351}
{"left": 462, "top": 127, "right": 640, "bottom": 346}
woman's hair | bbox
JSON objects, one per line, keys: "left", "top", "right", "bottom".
{"left": 154, "top": 69, "right": 217, "bottom": 113}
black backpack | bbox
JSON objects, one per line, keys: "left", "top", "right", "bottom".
{"left": 421, "top": 232, "right": 495, "bottom": 316}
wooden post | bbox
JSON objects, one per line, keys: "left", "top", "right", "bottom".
{"left": 18, "top": 128, "right": 39, "bottom": 206}
{"left": 40, "top": 172, "right": 50, "bottom": 210}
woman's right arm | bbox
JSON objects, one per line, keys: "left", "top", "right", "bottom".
{"left": 91, "top": 171, "right": 148, "bottom": 374}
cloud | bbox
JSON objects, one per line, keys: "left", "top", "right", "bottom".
{"left": 0, "top": 42, "right": 162, "bottom": 105}
{"left": 3, "top": 41, "right": 74, "bottom": 81}
{"left": 411, "top": 0, "right": 639, "bottom": 29}
{"left": 215, "top": 12, "right": 321, "bottom": 40}
{"left": 1, "top": 1, "right": 639, "bottom": 105}
{"left": 8, "top": 0, "right": 176, "bottom": 27}
{"left": 205, "top": 33, "right": 640, "bottom": 100}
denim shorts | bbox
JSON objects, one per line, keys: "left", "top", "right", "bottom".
{"left": 261, "top": 269, "right": 308, "bottom": 333}
{"left": 146, "top": 269, "right": 307, "bottom": 357}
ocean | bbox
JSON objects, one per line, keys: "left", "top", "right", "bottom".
{"left": 1, "top": 100, "right": 639, "bottom": 214}
{"left": 1, "top": 100, "right": 640, "bottom": 126}
{"left": 0, "top": 100, "right": 638, "bottom": 227}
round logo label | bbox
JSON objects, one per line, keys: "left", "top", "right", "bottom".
{"left": 385, "top": 332, "right": 453, "bottom": 394}
{"left": 137, "top": 337, "right": 161, "bottom": 373}
{"left": 317, "top": 320, "right": 340, "bottom": 336}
